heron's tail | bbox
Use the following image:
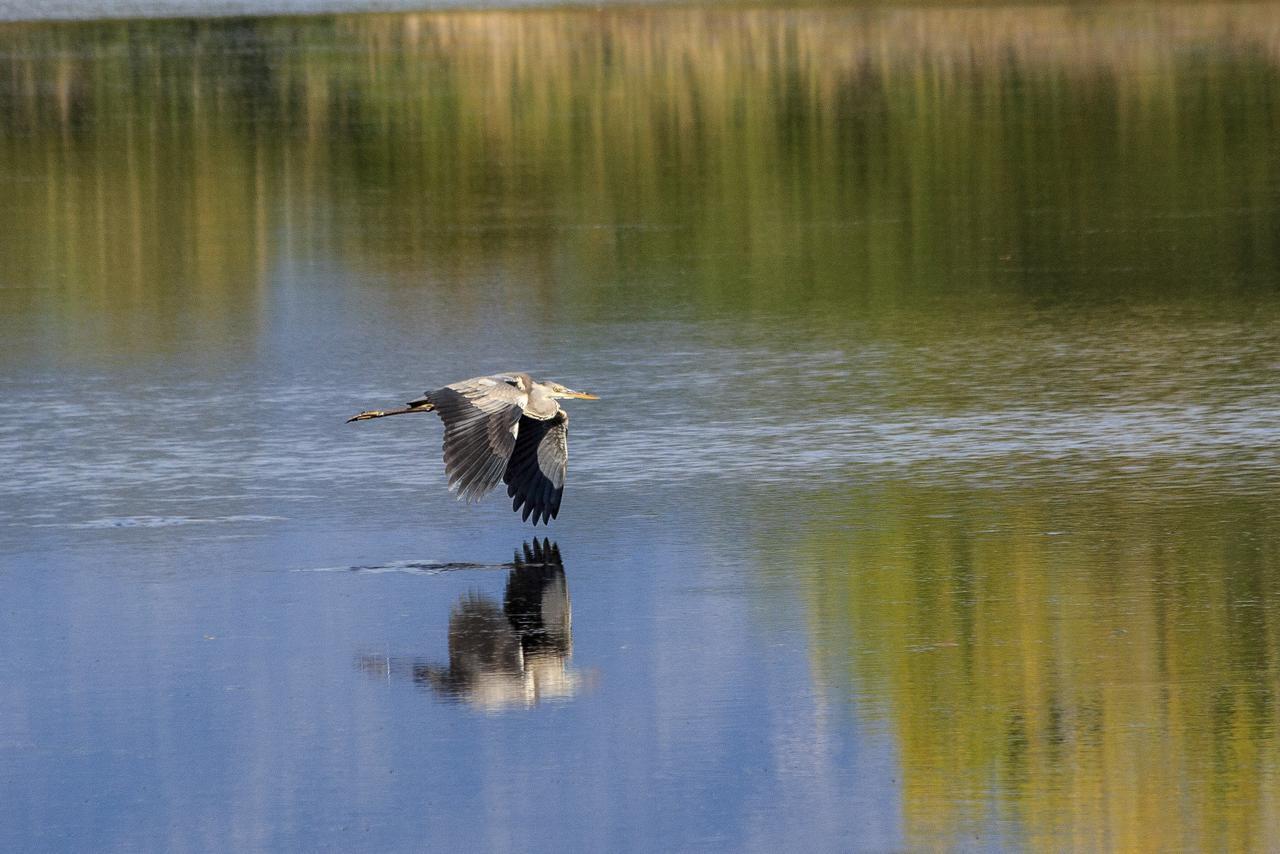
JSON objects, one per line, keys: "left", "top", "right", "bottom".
{"left": 347, "top": 401, "right": 435, "bottom": 423}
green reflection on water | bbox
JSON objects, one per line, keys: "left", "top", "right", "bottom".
{"left": 2, "top": 4, "right": 1280, "bottom": 849}
{"left": 1, "top": 5, "right": 1278, "bottom": 346}
{"left": 792, "top": 483, "right": 1280, "bottom": 850}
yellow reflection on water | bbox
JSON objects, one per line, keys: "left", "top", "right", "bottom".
{"left": 1, "top": 4, "right": 1279, "bottom": 355}
{"left": 795, "top": 484, "right": 1280, "bottom": 850}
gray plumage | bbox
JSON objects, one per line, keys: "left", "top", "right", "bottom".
{"left": 347, "top": 372, "right": 597, "bottom": 525}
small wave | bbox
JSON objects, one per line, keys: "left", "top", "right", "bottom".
{"left": 300, "top": 559, "right": 450, "bottom": 575}
{"left": 297, "top": 559, "right": 525, "bottom": 575}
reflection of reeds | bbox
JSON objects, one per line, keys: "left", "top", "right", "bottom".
{"left": 794, "top": 484, "right": 1280, "bottom": 851}
{"left": 0, "top": 4, "right": 1278, "bottom": 343}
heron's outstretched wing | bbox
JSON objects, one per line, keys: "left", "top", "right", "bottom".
{"left": 504, "top": 411, "right": 569, "bottom": 525}
{"left": 428, "top": 378, "right": 525, "bottom": 502}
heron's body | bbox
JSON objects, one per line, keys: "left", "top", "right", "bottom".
{"left": 347, "top": 372, "right": 597, "bottom": 524}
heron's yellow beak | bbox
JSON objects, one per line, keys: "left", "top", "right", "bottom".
{"left": 565, "top": 390, "right": 599, "bottom": 400}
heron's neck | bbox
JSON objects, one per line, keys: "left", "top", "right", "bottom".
{"left": 526, "top": 389, "right": 560, "bottom": 420}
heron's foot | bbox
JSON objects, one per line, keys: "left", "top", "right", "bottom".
{"left": 347, "top": 410, "right": 385, "bottom": 422}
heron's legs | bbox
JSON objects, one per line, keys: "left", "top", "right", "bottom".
{"left": 347, "top": 402, "right": 435, "bottom": 423}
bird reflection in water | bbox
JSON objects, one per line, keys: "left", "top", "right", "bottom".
{"left": 359, "top": 540, "right": 580, "bottom": 710}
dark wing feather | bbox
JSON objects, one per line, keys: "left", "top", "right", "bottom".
{"left": 504, "top": 411, "right": 569, "bottom": 526}
{"left": 427, "top": 380, "right": 524, "bottom": 502}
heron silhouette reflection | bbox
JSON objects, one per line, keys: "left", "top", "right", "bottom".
{"left": 359, "top": 540, "right": 580, "bottom": 710}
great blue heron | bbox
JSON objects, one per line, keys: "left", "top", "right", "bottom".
{"left": 347, "top": 373, "right": 598, "bottom": 524}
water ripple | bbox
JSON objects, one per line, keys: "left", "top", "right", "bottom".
{"left": 3, "top": 317, "right": 1278, "bottom": 526}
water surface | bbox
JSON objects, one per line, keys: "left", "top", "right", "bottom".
{"left": 2, "top": 5, "right": 1280, "bottom": 850}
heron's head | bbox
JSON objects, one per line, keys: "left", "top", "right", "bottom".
{"left": 540, "top": 380, "right": 599, "bottom": 400}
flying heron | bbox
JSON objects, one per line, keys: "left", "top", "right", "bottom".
{"left": 347, "top": 373, "right": 598, "bottom": 524}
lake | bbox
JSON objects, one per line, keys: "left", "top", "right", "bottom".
{"left": 2, "top": 4, "right": 1279, "bottom": 850}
